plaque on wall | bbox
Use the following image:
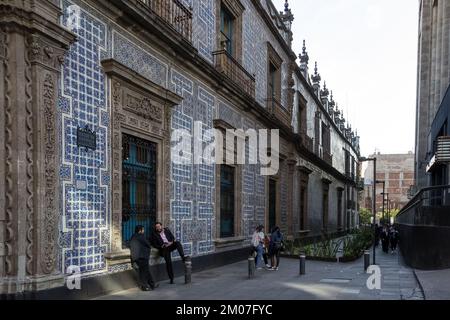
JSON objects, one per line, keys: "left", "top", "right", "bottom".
{"left": 77, "top": 126, "right": 97, "bottom": 151}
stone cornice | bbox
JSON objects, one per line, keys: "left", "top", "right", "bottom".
{"left": 0, "top": 3, "right": 76, "bottom": 48}
{"left": 101, "top": 59, "right": 183, "bottom": 108}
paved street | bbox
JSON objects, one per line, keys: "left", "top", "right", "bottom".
{"left": 96, "top": 246, "right": 424, "bottom": 300}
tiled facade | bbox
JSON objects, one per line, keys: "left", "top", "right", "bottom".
{"left": 0, "top": 0, "right": 361, "bottom": 294}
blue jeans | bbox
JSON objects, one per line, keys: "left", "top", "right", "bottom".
{"left": 255, "top": 244, "right": 264, "bottom": 268}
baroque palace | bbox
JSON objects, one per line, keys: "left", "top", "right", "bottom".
{"left": 0, "top": 0, "right": 361, "bottom": 296}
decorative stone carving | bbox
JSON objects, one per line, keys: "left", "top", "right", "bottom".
{"left": 102, "top": 59, "right": 182, "bottom": 255}
{"left": 286, "top": 61, "right": 296, "bottom": 115}
{"left": 4, "top": 30, "right": 14, "bottom": 276}
{"left": 27, "top": 35, "right": 66, "bottom": 71}
{"left": 25, "top": 36, "right": 35, "bottom": 276}
{"left": 41, "top": 74, "right": 57, "bottom": 274}
{"left": 0, "top": 0, "right": 76, "bottom": 294}
{"left": 125, "top": 95, "right": 163, "bottom": 123}
{"left": 0, "top": 28, "right": 6, "bottom": 59}
{"left": 29, "top": 36, "right": 41, "bottom": 61}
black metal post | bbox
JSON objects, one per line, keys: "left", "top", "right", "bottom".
{"left": 364, "top": 250, "right": 370, "bottom": 271}
{"left": 299, "top": 254, "right": 306, "bottom": 275}
{"left": 184, "top": 256, "right": 192, "bottom": 284}
{"left": 387, "top": 194, "right": 390, "bottom": 224}
{"left": 248, "top": 256, "right": 255, "bottom": 279}
{"left": 382, "top": 183, "right": 385, "bottom": 224}
{"left": 372, "top": 158, "right": 377, "bottom": 265}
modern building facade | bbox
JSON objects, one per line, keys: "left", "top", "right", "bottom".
{"left": 0, "top": 0, "right": 361, "bottom": 296}
{"left": 362, "top": 152, "right": 415, "bottom": 213}
{"left": 415, "top": 0, "right": 450, "bottom": 188}
{"left": 397, "top": 0, "right": 450, "bottom": 270}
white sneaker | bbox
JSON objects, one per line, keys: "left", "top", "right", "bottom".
{"left": 265, "top": 264, "right": 271, "bottom": 268}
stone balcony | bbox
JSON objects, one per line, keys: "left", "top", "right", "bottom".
{"left": 212, "top": 50, "right": 256, "bottom": 99}
{"left": 137, "top": 0, "right": 193, "bottom": 42}
{"left": 266, "top": 97, "right": 291, "bottom": 128}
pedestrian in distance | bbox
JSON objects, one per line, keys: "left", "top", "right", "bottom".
{"left": 389, "top": 226, "right": 399, "bottom": 254}
{"left": 374, "top": 224, "right": 380, "bottom": 247}
{"left": 263, "top": 233, "right": 271, "bottom": 269}
{"left": 150, "top": 222, "right": 188, "bottom": 284}
{"left": 380, "top": 225, "right": 390, "bottom": 254}
{"left": 129, "top": 225, "right": 158, "bottom": 291}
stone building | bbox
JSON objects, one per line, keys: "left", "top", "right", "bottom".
{"left": 361, "top": 152, "right": 415, "bottom": 214}
{"left": 415, "top": 0, "right": 450, "bottom": 189}
{"left": 397, "top": 0, "right": 450, "bottom": 270}
{"left": 0, "top": 0, "right": 360, "bottom": 296}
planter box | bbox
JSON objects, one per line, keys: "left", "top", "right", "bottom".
{"left": 306, "top": 256, "right": 339, "bottom": 263}
{"left": 339, "top": 253, "right": 364, "bottom": 263}
{"left": 280, "top": 253, "right": 338, "bottom": 262}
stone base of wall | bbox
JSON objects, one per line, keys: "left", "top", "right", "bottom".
{"left": 0, "top": 274, "right": 65, "bottom": 296}
{"left": 399, "top": 224, "right": 450, "bottom": 270}
{"left": 0, "top": 247, "right": 251, "bottom": 300}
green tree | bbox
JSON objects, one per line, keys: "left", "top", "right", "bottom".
{"left": 387, "top": 209, "right": 400, "bottom": 220}
{"left": 359, "top": 208, "right": 372, "bottom": 225}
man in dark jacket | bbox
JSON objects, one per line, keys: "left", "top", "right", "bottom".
{"left": 130, "top": 225, "right": 157, "bottom": 291}
{"left": 150, "top": 222, "right": 187, "bottom": 284}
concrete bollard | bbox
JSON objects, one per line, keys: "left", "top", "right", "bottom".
{"left": 364, "top": 250, "right": 370, "bottom": 271}
{"left": 184, "top": 256, "right": 192, "bottom": 284}
{"left": 299, "top": 255, "right": 306, "bottom": 275}
{"left": 248, "top": 256, "right": 255, "bottom": 279}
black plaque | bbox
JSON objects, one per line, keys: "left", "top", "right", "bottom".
{"left": 77, "top": 126, "right": 97, "bottom": 151}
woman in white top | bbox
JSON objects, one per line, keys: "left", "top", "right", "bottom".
{"left": 252, "top": 225, "right": 265, "bottom": 269}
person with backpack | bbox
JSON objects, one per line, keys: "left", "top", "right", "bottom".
{"left": 251, "top": 225, "right": 265, "bottom": 270}
{"left": 268, "top": 226, "right": 284, "bottom": 271}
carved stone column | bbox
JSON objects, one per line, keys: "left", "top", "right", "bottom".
{"left": 297, "top": 165, "right": 312, "bottom": 237}
{"left": 0, "top": 0, "right": 75, "bottom": 295}
{"left": 286, "top": 159, "right": 296, "bottom": 238}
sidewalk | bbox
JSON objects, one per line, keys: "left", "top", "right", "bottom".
{"left": 96, "top": 246, "right": 424, "bottom": 300}
{"left": 414, "top": 268, "right": 450, "bottom": 300}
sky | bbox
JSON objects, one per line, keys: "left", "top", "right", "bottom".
{"left": 273, "top": 0, "right": 419, "bottom": 157}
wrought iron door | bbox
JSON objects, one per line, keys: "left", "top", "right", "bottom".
{"left": 122, "top": 134, "right": 157, "bottom": 247}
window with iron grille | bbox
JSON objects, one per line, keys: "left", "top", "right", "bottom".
{"left": 122, "top": 134, "right": 157, "bottom": 248}
{"left": 220, "top": 165, "right": 236, "bottom": 238}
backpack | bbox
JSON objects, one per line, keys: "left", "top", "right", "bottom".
{"left": 252, "top": 232, "right": 260, "bottom": 247}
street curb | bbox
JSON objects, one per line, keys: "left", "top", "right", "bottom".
{"left": 412, "top": 269, "right": 427, "bottom": 300}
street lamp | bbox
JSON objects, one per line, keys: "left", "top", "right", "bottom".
{"left": 383, "top": 193, "right": 389, "bottom": 224}
{"left": 360, "top": 156, "right": 377, "bottom": 265}
{"left": 377, "top": 180, "right": 386, "bottom": 224}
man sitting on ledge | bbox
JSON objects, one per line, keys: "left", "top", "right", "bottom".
{"left": 150, "top": 222, "right": 188, "bottom": 284}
